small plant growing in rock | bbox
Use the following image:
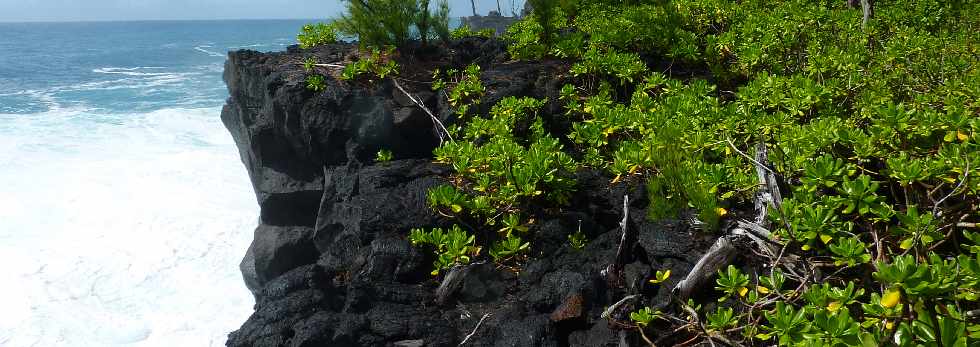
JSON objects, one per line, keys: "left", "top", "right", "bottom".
{"left": 630, "top": 306, "right": 660, "bottom": 327}
{"left": 306, "top": 74, "right": 326, "bottom": 91}
{"left": 488, "top": 234, "right": 529, "bottom": 262}
{"left": 409, "top": 225, "right": 481, "bottom": 275}
{"left": 426, "top": 184, "right": 466, "bottom": 214}
{"left": 341, "top": 47, "right": 399, "bottom": 81}
{"left": 647, "top": 269, "right": 670, "bottom": 285}
{"left": 714, "top": 265, "right": 750, "bottom": 302}
{"left": 302, "top": 56, "right": 318, "bottom": 72}
{"left": 431, "top": 64, "right": 484, "bottom": 116}
{"left": 375, "top": 149, "right": 393, "bottom": 163}
{"left": 567, "top": 228, "right": 587, "bottom": 250}
{"left": 297, "top": 22, "right": 338, "bottom": 49}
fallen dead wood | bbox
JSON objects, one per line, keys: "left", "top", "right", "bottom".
{"left": 458, "top": 313, "right": 492, "bottom": 346}
{"left": 391, "top": 77, "right": 455, "bottom": 144}
{"left": 673, "top": 143, "right": 785, "bottom": 301}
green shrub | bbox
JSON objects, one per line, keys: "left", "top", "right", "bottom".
{"left": 404, "top": 1, "right": 980, "bottom": 343}
{"left": 409, "top": 225, "right": 481, "bottom": 275}
{"left": 297, "top": 22, "right": 338, "bottom": 49}
{"left": 432, "top": 64, "right": 485, "bottom": 116}
{"left": 305, "top": 74, "right": 326, "bottom": 91}
{"left": 375, "top": 149, "right": 393, "bottom": 163}
{"left": 340, "top": 47, "right": 400, "bottom": 81}
{"left": 334, "top": 0, "right": 450, "bottom": 48}
{"left": 450, "top": 25, "right": 495, "bottom": 39}
{"left": 494, "top": 0, "right": 980, "bottom": 345}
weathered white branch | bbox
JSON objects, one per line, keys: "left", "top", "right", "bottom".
{"left": 391, "top": 77, "right": 455, "bottom": 144}
{"left": 458, "top": 313, "right": 492, "bottom": 346}
{"left": 673, "top": 143, "right": 783, "bottom": 301}
{"left": 600, "top": 294, "right": 641, "bottom": 319}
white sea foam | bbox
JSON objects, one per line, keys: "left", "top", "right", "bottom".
{"left": 0, "top": 107, "right": 257, "bottom": 347}
{"left": 194, "top": 46, "right": 226, "bottom": 58}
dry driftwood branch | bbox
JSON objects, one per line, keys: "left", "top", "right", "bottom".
{"left": 604, "top": 195, "right": 637, "bottom": 287}
{"left": 313, "top": 63, "right": 346, "bottom": 68}
{"left": 391, "top": 77, "right": 455, "bottom": 144}
{"left": 673, "top": 143, "right": 783, "bottom": 301}
{"left": 458, "top": 313, "right": 492, "bottom": 346}
{"left": 601, "top": 294, "right": 641, "bottom": 319}
{"left": 613, "top": 195, "right": 634, "bottom": 272}
{"left": 673, "top": 235, "right": 737, "bottom": 302}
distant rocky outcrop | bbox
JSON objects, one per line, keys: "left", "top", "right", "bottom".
{"left": 460, "top": 12, "right": 519, "bottom": 36}
{"left": 221, "top": 40, "right": 706, "bottom": 346}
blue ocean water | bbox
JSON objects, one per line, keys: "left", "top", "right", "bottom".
{"left": 0, "top": 20, "right": 314, "bottom": 346}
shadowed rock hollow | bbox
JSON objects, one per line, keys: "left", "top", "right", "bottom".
{"left": 221, "top": 40, "right": 708, "bottom": 347}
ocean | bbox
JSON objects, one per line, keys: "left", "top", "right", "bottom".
{"left": 0, "top": 20, "right": 313, "bottom": 346}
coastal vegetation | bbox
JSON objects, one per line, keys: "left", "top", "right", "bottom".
{"left": 299, "top": 0, "right": 980, "bottom": 345}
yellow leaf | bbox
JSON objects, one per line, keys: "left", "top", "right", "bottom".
{"left": 827, "top": 301, "right": 842, "bottom": 312}
{"left": 715, "top": 207, "right": 728, "bottom": 217}
{"left": 757, "top": 286, "right": 770, "bottom": 294}
{"left": 662, "top": 270, "right": 671, "bottom": 280}
{"left": 738, "top": 287, "right": 749, "bottom": 297}
{"left": 881, "top": 290, "right": 901, "bottom": 308}
{"left": 801, "top": 244, "right": 811, "bottom": 251}
{"left": 820, "top": 234, "right": 833, "bottom": 244}
{"left": 885, "top": 320, "right": 894, "bottom": 330}
{"left": 958, "top": 131, "right": 970, "bottom": 142}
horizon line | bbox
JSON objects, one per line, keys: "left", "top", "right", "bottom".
{"left": 0, "top": 17, "right": 340, "bottom": 24}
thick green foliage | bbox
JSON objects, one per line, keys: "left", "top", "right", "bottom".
{"left": 334, "top": 0, "right": 450, "bottom": 47}
{"left": 340, "top": 47, "right": 399, "bottom": 81}
{"left": 450, "top": 25, "right": 496, "bottom": 39}
{"left": 297, "top": 22, "right": 339, "bottom": 48}
{"left": 431, "top": 64, "right": 484, "bottom": 116}
{"left": 305, "top": 74, "right": 326, "bottom": 91}
{"left": 402, "top": 1, "right": 980, "bottom": 344}
{"left": 408, "top": 225, "right": 481, "bottom": 275}
{"left": 497, "top": 0, "right": 980, "bottom": 345}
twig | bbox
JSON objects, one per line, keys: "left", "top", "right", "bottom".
{"left": 957, "top": 222, "right": 978, "bottom": 228}
{"left": 932, "top": 158, "right": 969, "bottom": 217}
{"left": 638, "top": 327, "right": 657, "bottom": 347}
{"left": 458, "top": 313, "right": 492, "bottom": 346}
{"left": 681, "top": 305, "right": 715, "bottom": 347}
{"left": 601, "top": 294, "right": 641, "bottom": 319}
{"left": 313, "top": 63, "right": 346, "bottom": 68}
{"left": 391, "top": 77, "right": 454, "bottom": 144}
{"left": 726, "top": 139, "right": 776, "bottom": 176}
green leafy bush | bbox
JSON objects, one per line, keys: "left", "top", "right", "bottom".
{"left": 297, "top": 22, "right": 338, "bottom": 48}
{"left": 375, "top": 149, "right": 393, "bottom": 163}
{"left": 334, "top": 0, "right": 450, "bottom": 48}
{"left": 432, "top": 64, "right": 484, "bottom": 116}
{"left": 490, "top": 0, "right": 980, "bottom": 345}
{"left": 305, "top": 74, "right": 326, "bottom": 91}
{"left": 450, "top": 25, "right": 495, "bottom": 39}
{"left": 340, "top": 47, "right": 400, "bottom": 81}
{"left": 409, "top": 225, "right": 481, "bottom": 275}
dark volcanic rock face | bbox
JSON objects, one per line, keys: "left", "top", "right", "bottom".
{"left": 222, "top": 40, "right": 702, "bottom": 347}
